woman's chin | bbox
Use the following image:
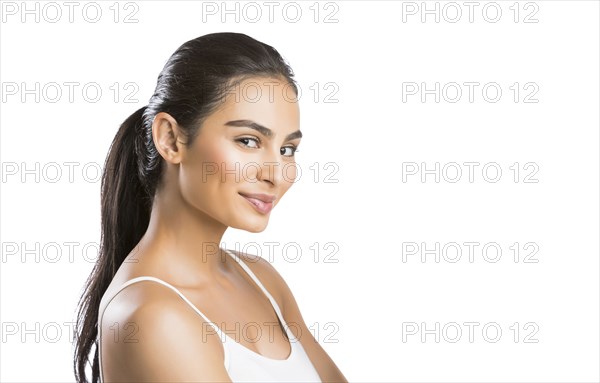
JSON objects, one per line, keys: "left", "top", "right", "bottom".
{"left": 227, "top": 215, "right": 269, "bottom": 233}
{"left": 245, "top": 217, "right": 270, "bottom": 233}
{"left": 244, "top": 221, "right": 269, "bottom": 233}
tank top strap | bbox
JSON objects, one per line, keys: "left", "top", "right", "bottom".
{"left": 222, "top": 249, "right": 295, "bottom": 341}
{"left": 134, "top": 277, "right": 223, "bottom": 327}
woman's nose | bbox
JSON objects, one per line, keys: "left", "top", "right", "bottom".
{"left": 256, "top": 149, "right": 284, "bottom": 186}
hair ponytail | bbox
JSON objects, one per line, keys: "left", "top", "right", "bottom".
{"left": 73, "top": 106, "right": 152, "bottom": 383}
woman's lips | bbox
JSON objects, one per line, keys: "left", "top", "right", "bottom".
{"left": 239, "top": 194, "right": 274, "bottom": 214}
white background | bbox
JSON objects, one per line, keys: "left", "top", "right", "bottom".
{"left": 1, "top": 1, "right": 599, "bottom": 382}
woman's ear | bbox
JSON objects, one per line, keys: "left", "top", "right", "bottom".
{"left": 151, "top": 112, "right": 185, "bottom": 164}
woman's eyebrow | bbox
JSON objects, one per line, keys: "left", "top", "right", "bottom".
{"left": 225, "top": 119, "right": 302, "bottom": 141}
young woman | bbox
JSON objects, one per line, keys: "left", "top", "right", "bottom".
{"left": 73, "top": 32, "right": 347, "bottom": 383}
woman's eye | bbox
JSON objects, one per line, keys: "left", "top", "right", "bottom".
{"left": 237, "top": 137, "right": 299, "bottom": 157}
{"left": 281, "top": 146, "right": 299, "bottom": 157}
{"left": 237, "top": 137, "right": 260, "bottom": 148}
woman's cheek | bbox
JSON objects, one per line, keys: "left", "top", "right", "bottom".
{"left": 284, "top": 162, "right": 298, "bottom": 184}
{"left": 208, "top": 144, "right": 245, "bottom": 185}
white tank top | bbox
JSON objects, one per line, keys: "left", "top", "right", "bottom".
{"left": 98, "top": 248, "right": 322, "bottom": 382}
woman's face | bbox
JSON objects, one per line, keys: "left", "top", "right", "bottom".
{"left": 176, "top": 76, "right": 301, "bottom": 232}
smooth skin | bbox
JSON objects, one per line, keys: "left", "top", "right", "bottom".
{"left": 99, "top": 76, "right": 347, "bottom": 382}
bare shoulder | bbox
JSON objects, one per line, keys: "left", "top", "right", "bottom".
{"left": 100, "top": 281, "right": 231, "bottom": 382}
